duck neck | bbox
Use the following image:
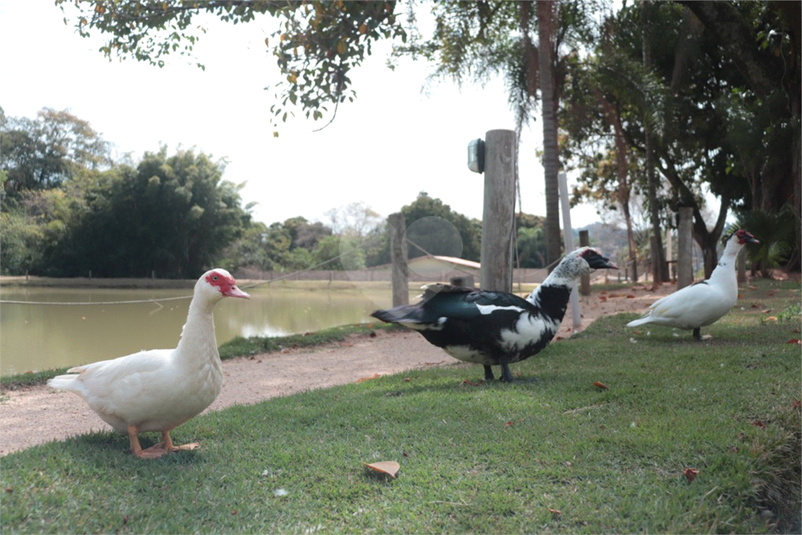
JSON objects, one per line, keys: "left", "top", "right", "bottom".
{"left": 710, "top": 240, "right": 742, "bottom": 282}
{"left": 175, "top": 298, "right": 220, "bottom": 362}
{"left": 526, "top": 269, "right": 573, "bottom": 321}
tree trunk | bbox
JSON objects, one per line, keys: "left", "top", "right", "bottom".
{"left": 597, "top": 94, "right": 637, "bottom": 283}
{"left": 642, "top": 0, "right": 668, "bottom": 283}
{"left": 537, "top": 0, "right": 561, "bottom": 269}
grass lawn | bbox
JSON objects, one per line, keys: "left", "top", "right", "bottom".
{"left": 1, "top": 279, "right": 799, "bottom": 534}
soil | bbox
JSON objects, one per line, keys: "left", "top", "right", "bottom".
{"left": 0, "top": 284, "right": 672, "bottom": 456}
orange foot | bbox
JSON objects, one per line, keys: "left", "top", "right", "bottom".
{"left": 128, "top": 426, "right": 200, "bottom": 459}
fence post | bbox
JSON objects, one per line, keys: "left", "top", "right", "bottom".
{"left": 480, "top": 129, "right": 516, "bottom": 292}
{"left": 389, "top": 212, "right": 408, "bottom": 307}
{"left": 677, "top": 207, "right": 694, "bottom": 290}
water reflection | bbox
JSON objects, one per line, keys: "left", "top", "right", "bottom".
{"left": 0, "top": 283, "right": 396, "bottom": 376}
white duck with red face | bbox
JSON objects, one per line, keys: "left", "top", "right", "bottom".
{"left": 627, "top": 229, "right": 759, "bottom": 340}
{"left": 48, "top": 269, "right": 249, "bottom": 458}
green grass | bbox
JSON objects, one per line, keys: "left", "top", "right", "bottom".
{"left": 217, "top": 322, "right": 401, "bottom": 360}
{"left": 1, "top": 280, "right": 799, "bottom": 533}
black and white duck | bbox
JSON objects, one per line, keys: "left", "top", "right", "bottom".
{"left": 371, "top": 247, "right": 618, "bottom": 382}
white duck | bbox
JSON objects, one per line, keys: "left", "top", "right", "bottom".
{"left": 48, "top": 269, "right": 249, "bottom": 458}
{"left": 627, "top": 229, "right": 758, "bottom": 340}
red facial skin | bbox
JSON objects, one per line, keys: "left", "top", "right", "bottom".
{"left": 205, "top": 271, "right": 249, "bottom": 299}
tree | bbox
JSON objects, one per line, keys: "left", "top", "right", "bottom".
{"left": 679, "top": 0, "right": 800, "bottom": 270}
{"left": 536, "top": 1, "right": 562, "bottom": 268}
{"left": 56, "top": 1, "right": 602, "bottom": 268}
{"left": 55, "top": 1, "right": 406, "bottom": 133}
{"left": 59, "top": 147, "right": 250, "bottom": 278}
{"left": 562, "top": 2, "right": 783, "bottom": 277}
{"left": 400, "top": 192, "right": 481, "bottom": 262}
{"left": 515, "top": 212, "right": 547, "bottom": 268}
{"left": 0, "top": 107, "right": 111, "bottom": 198}
{"left": 283, "top": 216, "right": 332, "bottom": 251}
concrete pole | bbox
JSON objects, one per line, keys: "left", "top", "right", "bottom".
{"left": 677, "top": 207, "right": 694, "bottom": 290}
{"left": 558, "top": 172, "right": 581, "bottom": 329}
{"left": 579, "top": 230, "right": 590, "bottom": 295}
{"left": 388, "top": 212, "right": 408, "bottom": 307}
{"left": 480, "top": 129, "right": 516, "bottom": 292}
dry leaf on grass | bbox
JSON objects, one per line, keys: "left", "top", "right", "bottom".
{"left": 356, "top": 373, "right": 382, "bottom": 383}
{"left": 363, "top": 461, "right": 400, "bottom": 478}
{"left": 683, "top": 468, "right": 699, "bottom": 482}
{"left": 593, "top": 381, "right": 609, "bottom": 390}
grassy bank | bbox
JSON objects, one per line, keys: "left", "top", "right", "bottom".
{"left": 1, "top": 279, "right": 799, "bottom": 533}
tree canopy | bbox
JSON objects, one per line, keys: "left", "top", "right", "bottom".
{"left": 32, "top": 1, "right": 802, "bottom": 275}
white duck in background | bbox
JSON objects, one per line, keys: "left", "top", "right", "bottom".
{"left": 48, "top": 269, "right": 249, "bottom": 458}
{"left": 371, "top": 247, "right": 618, "bottom": 382}
{"left": 627, "top": 229, "right": 759, "bottom": 340}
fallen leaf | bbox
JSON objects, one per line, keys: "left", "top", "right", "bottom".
{"left": 356, "top": 373, "right": 381, "bottom": 383}
{"left": 363, "top": 461, "right": 400, "bottom": 478}
{"left": 786, "top": 339, "right": 801, "bottom": 345}
{"left": 751, "top": 420, "right": 766, "bottom": 428}
{"left": 683, "top": 468, "right": 699, "bottom": 482}
{"left": 548, "top": 508, "right": 561, "bottom": 516}
{"left": 461, "top": 380, "right": 483, "bottom": 387}
{"left": 626, "top": 294, "right": 635, "bottom": 299}
{"left": 593, "top": 381, "right": 609, "bottom": 390}
{"left": 765, "top": 316, "right": 778, "bottom": 322}
{"left": 504, "top": 421, "right": 514, "bottom": 427}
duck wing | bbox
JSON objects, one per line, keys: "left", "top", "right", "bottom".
{"left": 372, "top": 285, "right": 532, "bottom": 326}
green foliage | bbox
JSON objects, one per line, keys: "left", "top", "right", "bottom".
{"left": 0, "top": 108, "right": 253, "bottom": 278}
{"left": 2, "top": 280, "right": 799, "bottom": 533}
{"left": 735, "top": 207, "right": 797, "bottom": 277}
{"left": 46, "top": 146, "right": 251, "bottom": 278}
{"left": 269, "top": 1, "right": 406, "bottom": 130}
{"left": 55, "top": 1, "right": 406, "bottom": 131}
{"left": 0, "top": 209, "right": 43, "bottom": 275}
{"left": 401, "top": 192, "right": 481, "bottom": 262}
{"left": 0, "top": 107, "right": 111, "bottom": 198}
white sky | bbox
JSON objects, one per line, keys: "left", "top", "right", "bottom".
{"left": 0, "top": 0, "right": 603, "bottom": 229}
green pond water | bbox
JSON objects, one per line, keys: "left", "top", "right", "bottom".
{"left": 0, "top": 284, "right": 395, "bottom": 377}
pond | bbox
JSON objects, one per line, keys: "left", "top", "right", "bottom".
{"left": 0, "top": 282, "right": 398, "bottom": 377}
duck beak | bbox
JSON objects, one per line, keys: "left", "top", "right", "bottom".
{"left": 585, "top": 251, "right": 618, "bottom": 270}
{"left": 225, "top": 286, "right": 250, "bottom": 299}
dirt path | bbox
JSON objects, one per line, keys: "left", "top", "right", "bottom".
{"left": 0, "top": 285, "right": 670, "bottom": 455}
